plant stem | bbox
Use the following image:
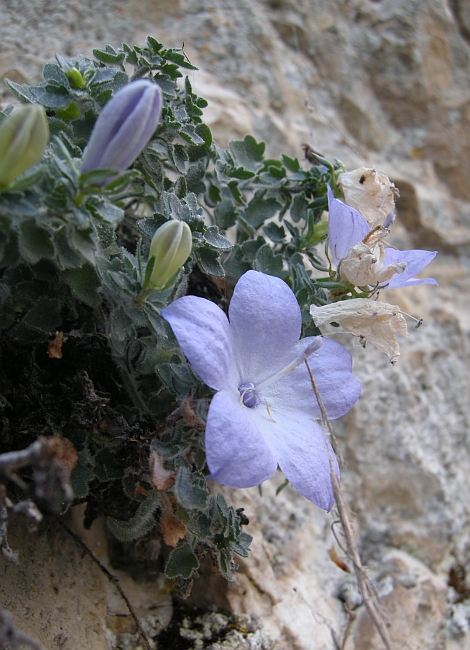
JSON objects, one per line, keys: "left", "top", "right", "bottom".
{"left": 304, "top": 358, "right": 394, "bottom": 650}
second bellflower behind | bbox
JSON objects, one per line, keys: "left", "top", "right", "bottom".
{"left": 161, "top": 271, "right": 361, "bottom": 511}
{"left": 82, "top": 79, "right": 162, "bottom": 181}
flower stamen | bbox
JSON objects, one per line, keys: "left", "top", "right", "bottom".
{"left": 265, "top": 399, "right": 276, "bottom": 423}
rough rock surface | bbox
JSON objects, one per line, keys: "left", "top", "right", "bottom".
{"left": 1, "top": 0, "right": 470, "bottom": 648}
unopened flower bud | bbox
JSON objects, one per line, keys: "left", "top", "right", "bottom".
{"left": 66, "top": 67, "right": 86, "bottom": 89}
{"left": 82, "top": 80, "right": 162, "bottom": 183}
{"left": 146, "top": 221, "right": 192, "bottom": 291}
{"left": 0, "top": 105, "right": 49, "bottom": 189}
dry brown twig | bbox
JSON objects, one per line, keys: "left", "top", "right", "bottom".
{"left": 304, "top": 358, "right": 395, "bottom": 650}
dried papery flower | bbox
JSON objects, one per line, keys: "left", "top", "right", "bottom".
{"left": 337, "top": 167, "right": 399, "bottom": 229}
{"left": 0, "top": 105, "right": 49, "bottom": 189}
{"left": 82, "top": 79, "right": 162, "bottom": 183}
{"left": 327, "top": 187, "right": 437, "bottom": 290}
{"left": 311, "top": 298, "right": 408, "bottom": 364}
{"left": 340, "top": 226, "right": 406, "bottom": 287}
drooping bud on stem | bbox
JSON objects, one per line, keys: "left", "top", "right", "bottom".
{"left": 138, "top": 220, "right": 192, "bottom": 300}
{"left": 0, "top": 105, "right": 49, "bottom": 189}
{"left": 81, "top": 79, "right": 162, "bottom": 184}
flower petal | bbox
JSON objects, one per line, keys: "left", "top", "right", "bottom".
{"left": 261, "top": 337, "right": 361, "bottom": 421}
{"left": 382, "top": 248, "right": 438, "bottom": 289}
{"left": 246, "top": 402, "right": 337, "bottom": 510}
{"left": 328, "top": 186, "right": 370, "bottom": 266}
{"left": 161, "top": 296, "right": 234, "bottom": 391}
{"left": 206, "top": 390, "right": 277, "bottom": 487}
{"left": 229, "top": 270, "right": 302, "bottom": 383}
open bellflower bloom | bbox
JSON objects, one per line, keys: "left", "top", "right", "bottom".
{"left": 161, "top": 271, "right": 361, "bottom": 511}
{"left": 82, "top": 80, "right": 162, "bottom": 181}
{"left": 328, "top": 186, "right": 438, "bottom": 289}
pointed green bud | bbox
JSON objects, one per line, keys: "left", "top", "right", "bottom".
{"left": 0, "top": 105, "right": 49, "bottom": 189}
{"left": 66, "top": 67, "right": 86, "bottom": 89}
{"left": 146, "top": 221, "right": 192, "bottom": 291}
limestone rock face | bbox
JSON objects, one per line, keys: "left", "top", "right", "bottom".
{"left": 1, "top": 0, "right": 470, "bottom": 648}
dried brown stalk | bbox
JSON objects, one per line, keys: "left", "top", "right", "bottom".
{"left": 59, "top": 521, "right": 153, "bottom": 650}
{"left": 304, "top": 358, "right": 394, "bottom": 650}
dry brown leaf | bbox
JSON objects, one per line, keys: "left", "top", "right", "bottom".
{"left": 328, "top": 546, "right": 350, "bottom": 572}
{"left": 161, "top": 508, "right": 186, "bottom": 547}
{"left": 48, "top": 331, "right": 64, "bottom": 359}
{"left": 149, "top": 450, "right": 175, "bottom": 491}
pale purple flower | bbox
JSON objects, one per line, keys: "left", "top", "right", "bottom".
{"left": 161, "top": 270, "right": 361, "bottom": 511}
{"left": 328, "top": 186, "right": 437, "bottom": 289}
{"left": 82, "top": 80, "right": 162, "bottom": 180}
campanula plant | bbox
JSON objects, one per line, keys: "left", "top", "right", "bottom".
{"left": 0, "top": 36, "right": 439, "bottom": 600}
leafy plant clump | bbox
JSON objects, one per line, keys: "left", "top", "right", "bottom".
{"left": 0, "top": 37, "right": 352, "bottom": 588}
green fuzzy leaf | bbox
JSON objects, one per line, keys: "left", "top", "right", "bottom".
{"left": 4, "top": 80, "right": 36, "bottom": 104}
{"left": 111, "top": 306, "right": 135, "bottom": 341}
{"left": 241, "top": 236, "right": 265, "bottom": 263}
{"left": 227, "top": 180, "right": 245, "bottom": 205}
{"left": 65, "top": 263, "right": 101, "bottom": 306}
{"left": 43, "top": 63, "right": 69, "bottom": 85}
{"left": 206, "top": 184, "right": 222, "bottom": 207}
{"left": 224, "top": 245, "right": 251, "bottom": 279}
{"left": 94, "top": 448, "right": 122, "bottom": 482}
{"left": 229, "top": 135, "right": 265, "bottom": 171}
{"left": 214, "top": 199, "right": 239, "bottom": 230}
{"left": 92, "top": 48, "right": 125, "bottom": 65}
{"left": 203, "top": 226, "right": 232, "bottom": 250}
{"left": 195, "top": 246, "right": 224, "bottom": 277}
{"left": 175, "top": 467, "right": 209, "bottom": 510}
{"left": 165, "top": 544, "right": 199, "bottom": 579}
{"left": 195, "top": 123, "right": 212, "bottom": 146}
{"left": 263, "top": 222, "right": 286, "bottom": 242}
{"left": 70, "top": 452, "right": 95, "bottom": 499}
{"left": 217, "top": 548, "right": 234, "bottom": 580}
{"left": 171, "top": 144, "right": 188, "bottom": 173}
{"left": 107, "top": 491, "right": 159, "bottom": 542}
{"left": 179, "top": 125, "right": 205, "bottom": 145}
{"left": 281, "top": 154, "right": 300, "bottom": 173}
{"left": 186, "top": 163, "right": 206, "bottom": 195}
{"left": 19, "top": 220, "right": 54, "bottom": 264}
{"left": 87, "top": 196, "right": 124, "bottom": 225}
{"left": 229, "top": 167, "right": 255, "bottom": 180}
{"left": 245, "top": 191, "right": 282, "bottom": 229}
{"left": 0, "top": 191, "right": 39, "bottom": 217}
{"left": 254, "top": 244, "right": 285, "bottom": 278}
{"left": 30, "top": 86, "right": 72, "bottom": 109}
{"left": 55, "top": 102, "right": 80, "bottom": 122}
{"left": 290, "top": 193, "right": 308, "bottom": 223}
